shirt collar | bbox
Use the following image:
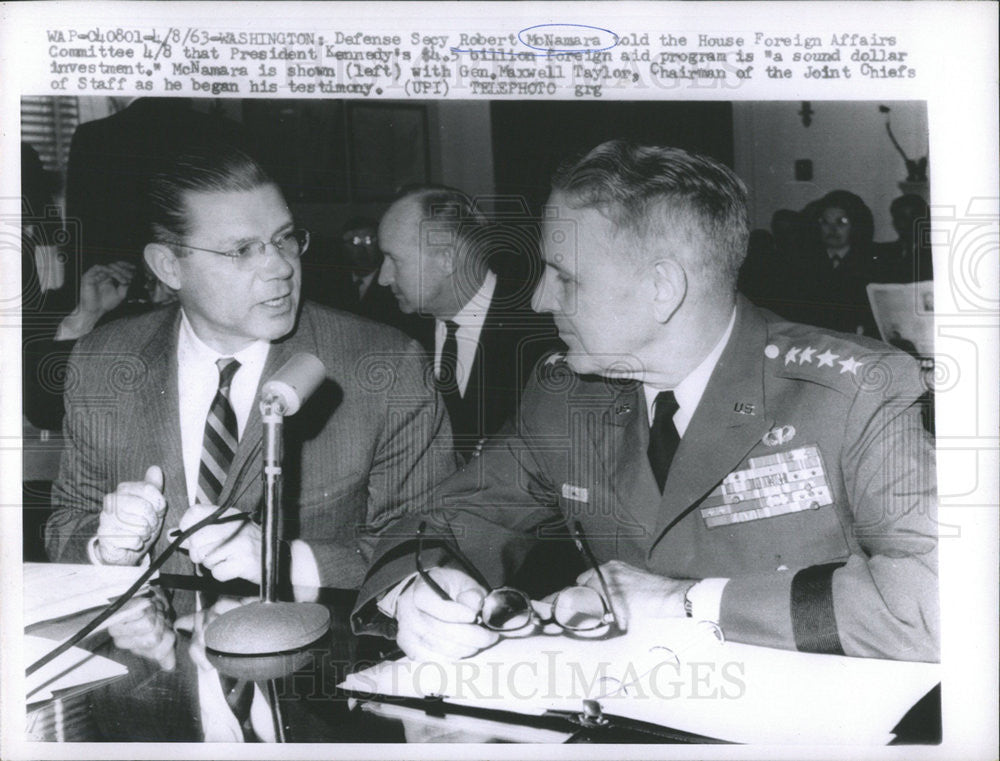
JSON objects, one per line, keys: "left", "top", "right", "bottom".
{"left": 643, "top": 306, "right": 737, "bottom": 426}
{"left": 177, "top": 308, "right": 271, "bottom": 368}
{"left": 452, "top": 270, "right": 496, "bottom": 329}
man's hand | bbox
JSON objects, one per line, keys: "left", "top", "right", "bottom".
{"left": 395, "top": 568, "right": 500, "bottom": 661}
{"left": 178, "top": 505, "right": 260, "bottom": 584}
{"left": 96, "top": 465, "right": 167, "bottom": 565}
{"left": 106, "top": 588, "right": 176, "bottom": 671}
{"left": 576, "top": 560, "right": 697, "bottom": 631}
{"left": 56, "top": 261, "right": 136, "bottom": 341}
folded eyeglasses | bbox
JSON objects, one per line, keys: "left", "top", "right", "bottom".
{"left": 416, "top": 520, "right": 620, "bottom": 636}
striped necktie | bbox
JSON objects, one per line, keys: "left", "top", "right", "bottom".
{"left": 195, "top": 357, "right": 255, "bottom": 739}
{"left": 196, "top": 357, "right": 241, "bottom": 506}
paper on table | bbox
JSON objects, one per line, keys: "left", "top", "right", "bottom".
{"left": 866, "top": 280, "right": 934, "bottom": 356}
{"left": 25, "top": 635, "right": 128, "bottom": 705}
{"left": 24, "top": 562, "right": 156, "bottom": 628}
{"left": 340, "top": 619, "right": 939, "bottom": 744}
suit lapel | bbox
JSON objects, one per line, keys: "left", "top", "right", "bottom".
{"left": 588, "top": 381, "right": 651, "bottom": 538}
{"left": 649, "top": 299, "right": 774, "bottom": 551}
{"left": 135, "top": 308, "right": 187, "bottom": 529}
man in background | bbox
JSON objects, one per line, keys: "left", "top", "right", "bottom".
{"left": 324, "top": 215, "right": 433, "bottom": 348}
{"left": 377, "top": 185, "right": 562, "bottom": 460}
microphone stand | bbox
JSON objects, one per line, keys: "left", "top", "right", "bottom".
{"left": 203, "top": 393, "right": 331, "bottom": 742}
{"left": 261, "top": 396, "right": 283, "bottom": 605}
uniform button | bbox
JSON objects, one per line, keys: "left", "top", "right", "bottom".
{"left": 764, "top": 344, "right": 780, "bottom": 359}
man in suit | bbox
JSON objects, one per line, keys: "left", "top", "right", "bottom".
{"left": 377, "top": 186, "right": 562, "bottom": 460}
{"left": 354, "top": 141, "right": 939, "bottom": 664}
{"left": 45, "top": 144, "right": 456, "bottom": 739}
{"left": 323, "top": 216, "right": 434, "bottom": 349}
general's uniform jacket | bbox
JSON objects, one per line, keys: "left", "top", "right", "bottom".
{"left": 46, "top": 302, "right": 457, "bottom": 597}
{"left": 357, "top": 297, "right": 938, "bottom": 662}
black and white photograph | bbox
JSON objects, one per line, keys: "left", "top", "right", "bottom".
{"left": 1, "top": 3, "right": 997, "bottom": 760}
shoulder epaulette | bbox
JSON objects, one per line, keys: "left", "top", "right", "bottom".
{"left": 763, "top": 327, "right": 915, "bottom": 395}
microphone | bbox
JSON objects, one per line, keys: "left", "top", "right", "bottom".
{"left": 260, "top": 352, "right": 326, "bottom": 415}
{"left": 204, "top": 352, "right": 332, "bottom": 677}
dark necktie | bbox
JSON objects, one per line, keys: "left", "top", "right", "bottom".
{"left": 196, "top": 357, "right": 240, "bottom": 506}
{"left": 648, "top": 390, "right": 680, "bottom": 492}
{"left": 437, "top": 320, "right": 461, "bottom": 398}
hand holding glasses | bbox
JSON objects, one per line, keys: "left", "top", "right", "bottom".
{"left": 415, "top": 521, "right": 621, "bottom": 637}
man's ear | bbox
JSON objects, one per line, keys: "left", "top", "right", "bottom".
{"left": 144, "top": 243, "right": 182, "bottom": 291}
{"left": 651, "top": 258, "right": 687, "bottom": 323}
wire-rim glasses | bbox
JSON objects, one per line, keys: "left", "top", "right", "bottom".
{"left": 415, "top": 520, "right": 619, "bottom": 635}
{"left": 168, "top": 228, "right": 310, "bottom": 268}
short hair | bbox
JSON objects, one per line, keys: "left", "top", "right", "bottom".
{"left": 811, "top": 189, "right": 875, "bottom": 247}
{"left": 147, "top": 143, "right": 275, "bottom": 244}
{"left": 550, "top": 140, "right": 750, "bottom": 289}
{"left": 390, "top": 184, "right": 491, "bottom": 267}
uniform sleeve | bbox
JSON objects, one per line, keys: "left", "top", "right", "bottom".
{"left": 304, "top": 341, "right": 459, "bottom": 590}
{"left": 352, "top": 371, "right": 564, "bottom": 637}
{"left": 45, "top": 344, "right": 111, "bottom": 563}
{"left": 720, "top": 356, "right": 939, "bottom": 662}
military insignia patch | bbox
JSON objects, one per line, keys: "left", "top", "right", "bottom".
{"left": 762, "top": 424, "right": 796, "bottom": 447}
{"left": 699, "top": 445, "right": 833, "bottom": 528}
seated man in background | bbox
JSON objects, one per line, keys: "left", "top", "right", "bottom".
{"left": 378, "top": 186, "right": 562, "bottom": 461}
{"left": 45, "top": 144, "right": 456, "bottom": 739}
{"left": 355, "top": 141, "right": 939, "bottom": 664}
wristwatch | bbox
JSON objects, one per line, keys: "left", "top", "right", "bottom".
{"left": 683, "top": 582, "right": 695, "bottom": 617}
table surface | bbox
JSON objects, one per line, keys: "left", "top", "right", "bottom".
{"left": 26, "top": 578, "right": 941, "bottom": 745}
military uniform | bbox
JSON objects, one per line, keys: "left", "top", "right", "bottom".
{"left": 356, "top": 296, "right": 939, "bottom": 662}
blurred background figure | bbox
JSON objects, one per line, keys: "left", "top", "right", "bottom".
{"left": 792, "top": 190, "right": 878, "bottom": 336}
{"left": 872, "top": 193, "right": 933, "bottom": 283}
{"left": 322, "top": 216, "right": 433, "bottom": 349}
{"left": 378, "top": 186, "right": 563, "bottom": 461}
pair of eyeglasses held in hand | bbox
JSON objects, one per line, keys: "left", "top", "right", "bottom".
{"left": 416, "top": 521, "right": 620, "bottom": 636}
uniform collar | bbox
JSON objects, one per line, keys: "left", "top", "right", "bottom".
{"left": 642, "top": 306, "right": 737, "bottom": 434}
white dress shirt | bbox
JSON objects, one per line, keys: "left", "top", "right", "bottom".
{"left": 176, "top": 312, "right": 270, "bottom": 503}
{"left": 433, "top": 270, "right": 497, "bottom": 397}
{"left": 642, "top": 307, "right": 737, "bottom": 624}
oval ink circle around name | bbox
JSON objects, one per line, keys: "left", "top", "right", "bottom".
{"left": 517, "top": 23, "right": 620, "bottom": 55}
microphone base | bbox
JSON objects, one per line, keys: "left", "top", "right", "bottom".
{"left": 203, "top": 601, "right": 331, "bottom": 680}
{"left": 205, "top": 601, "right": 331, "bottom": 654}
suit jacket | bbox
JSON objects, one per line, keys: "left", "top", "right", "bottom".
{"left": 46, "top": 301, "right": 457, "bottom": 596}
{"left": 442, "top": 272, "right": 563, "bottom": 460}
{"left": 355, "top": 297, "right": 938, "bottom": 662}
{"left": 787, "top": 245, "right": 879, "bottom": 337}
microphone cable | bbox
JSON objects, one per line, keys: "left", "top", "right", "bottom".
{"left": 26, "top": 437, "right": 263, "bottom": 678}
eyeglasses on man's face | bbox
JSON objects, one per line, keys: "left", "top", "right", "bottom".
{"left": 171, "top": 228, "right": 310, "bottom": 268}
{"left": 415, "top": 520, "right": 620, "bottom": 636}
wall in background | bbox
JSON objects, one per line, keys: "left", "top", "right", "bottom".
{"left": 732, "top": 100, "right": 929, "bottom": 241}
